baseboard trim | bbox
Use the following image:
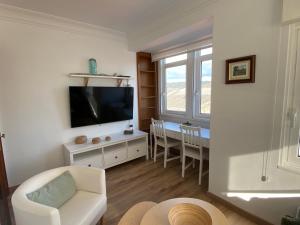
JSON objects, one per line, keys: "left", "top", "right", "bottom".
{"left": 206, "top": 191, "right": 274, "bottom": 225}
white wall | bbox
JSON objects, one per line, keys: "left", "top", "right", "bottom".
{"left": 130, "top": 0, "right": 300, "bottom": 224}
{"left": 210, "top": 1, "right": 300, "bottom": 224}
{"left": 0, "top": 7, "right": 137, "bottom": 186}
{"left": 282, "top": 0, "right": 300, "bottom": 24}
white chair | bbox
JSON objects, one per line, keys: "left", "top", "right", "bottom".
{"left": 12, "top": 166, "right": 107, "bottom": 225}
{"left": 152, "top": 119, "right": 181, "bottom": 168}
{"left": 180, "top": 125, "right": 209, "bottom": 185}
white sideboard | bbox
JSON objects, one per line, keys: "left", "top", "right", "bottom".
{"left": 64, "top": 130, "right": 148, "bottom": 169}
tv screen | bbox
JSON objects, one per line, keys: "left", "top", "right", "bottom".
{"left": 69, "top": 86, "right": 134, "bottom": 128}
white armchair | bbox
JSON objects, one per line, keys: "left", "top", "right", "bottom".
{"left": 12, "top": 166, "right": 107, "bottom": 225}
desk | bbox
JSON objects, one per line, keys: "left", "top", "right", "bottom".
{"left": 140, "top": 198, "right": 229, "bottom": 225}
{"left": 149, "top": 121, "right": 210, "bottom": 158}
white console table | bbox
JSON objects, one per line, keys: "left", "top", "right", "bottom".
{"left": 64, "top": 130, "right": 148, "bottom": 169}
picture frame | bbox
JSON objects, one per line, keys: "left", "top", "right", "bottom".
{"left": 225, "top": 55, "right": 256, "bottom": 84}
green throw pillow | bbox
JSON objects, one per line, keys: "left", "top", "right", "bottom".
{"left": 27, "top": 171, "right": 76, "bottom": 208}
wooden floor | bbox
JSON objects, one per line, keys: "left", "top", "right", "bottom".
{"left": 104, "top": 157, "right": 257, "bottom": 225}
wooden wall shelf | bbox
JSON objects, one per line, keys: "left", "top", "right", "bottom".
{"left": 142, "top": 96, "right": 156, "bottom": 99}
{"left": 69, "top": 73, "right": 131, "bottom": 86}
{"left": 141, "top": 85, "right": 156, "bottom": 88}
{"left": 140, "top": 70, "right": 156, "bottom": 73}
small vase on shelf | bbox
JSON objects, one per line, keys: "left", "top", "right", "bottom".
{"left": 89, "top": 58, "right": 97, "bottom": 75}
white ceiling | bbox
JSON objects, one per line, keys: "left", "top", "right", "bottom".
{"left": 0, "top": 0, "right": 207, "bottom": 33}
{"left": 0, "top": 0, "right": 213, "bottom": 52}
{"left": 143, "top": 18, "right": 213, "bottom": 53}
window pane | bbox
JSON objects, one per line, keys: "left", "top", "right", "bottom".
{"left": 200, "top": 60, "right": 212, "bottom": 114}
{"left": 166, "top": 65, "right": 186, "bottom": 112}
{"left": 165, "top": 53, "right": 187, "bottom": 64}
{"left": 201, "top": 47, "right": 212, "bottom": 56}
{"left": 298, "top": 135, "right": 300, "bottom": 157}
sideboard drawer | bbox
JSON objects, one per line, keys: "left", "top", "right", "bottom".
{"left": 104, "top": 148, "right": 127, "bottom": 167}
{"left": 128, "top": 143, "right": 146, "bottom": 159}
{"left": 72, "top": 151, "right": 103, "bottom": 168}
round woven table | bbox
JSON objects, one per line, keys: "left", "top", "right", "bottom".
{"left": 140, "top": 198, "right": 229, "bottom": 225}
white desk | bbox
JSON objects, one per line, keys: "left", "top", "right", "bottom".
{"left": 150, "top": 121, "right": 210, "bottom": 158}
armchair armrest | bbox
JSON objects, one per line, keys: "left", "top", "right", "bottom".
{"left": 12, "top": 192, "right": 61, "bottom": 225}
{"left": 69, "top": 166, "right": 106, "bottom": 195}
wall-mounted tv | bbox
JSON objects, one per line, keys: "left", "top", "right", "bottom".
{"left": 69, "top": 86, "right": 133, "bottom": 128}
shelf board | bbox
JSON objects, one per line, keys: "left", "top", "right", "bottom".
{"left": 69, "top": 73, "right": 131, "bottom": 80}
{"left": 141, "top": 118, "right": 151, "bottom": 121}
{"left": 141, "top": 85, "right": 156, "bottom": 88}
{"left": 140, "top": 70, "right": 156, "bottom": 73}
{"left": 142, "top": 96, "right": 156, "bottom": 99}
{"left": 141, "top": 106, "right": 156, "bottom": 109}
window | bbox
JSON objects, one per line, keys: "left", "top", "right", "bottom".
{"left": 298, "top": 136, "right": 300, "bottom": 157}
{"left": 277, "top": 23, "right": 300, "bottom": 173}
{"left": 194, "top": 48, "right": 213, "bottom": 117}
{"left": 161, "top": 53, "right": 188, "bottom": 114}
{"left": 160, "top": 47, "right": 212, "bottom": 119}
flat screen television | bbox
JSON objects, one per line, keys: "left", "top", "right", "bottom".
{"left": 69, "top": 86, "right": 134, "bottom": 128}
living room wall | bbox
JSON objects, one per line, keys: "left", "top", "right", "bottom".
{"left": 129, "top": 0, "right": 300, "bottom": 224}
{"left": 0, "top": 6, "right": 137, "bottom": 186}
{"left": 210, "top": 1, "right": 300, "bottom": 224}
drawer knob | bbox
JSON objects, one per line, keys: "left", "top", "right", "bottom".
{"left": 115, "top": 156, "right": 118, "bottom": 159}
{"left": 88, "top": 164, "right": 91, "bottom": 167}
{"left": 136, "top": 149, "right": 140, "bottom": 152}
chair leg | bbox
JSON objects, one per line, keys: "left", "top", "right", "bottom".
{"left": 164, "top": 147, "right": 168, "bottom": 168}
{"left": 180, "top": 146, "right": 183, "bottom": 163}
{"left": 154, "top": 143, "right": 157, "bottom": 163}
{"left": 150, "top": 134, "right": 153, "bottom": 159}
{"left": 199, "top": 158, "right": 203, "bottom": 185}
{"left": 182, "top": 155, "right": 186, "bottom": 177}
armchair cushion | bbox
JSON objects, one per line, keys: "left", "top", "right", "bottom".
{"left": 27, "top": 171, "right": 76, "bottom": 209}
{"left": 59, "top": 191, "right": 107, "bottom": 225}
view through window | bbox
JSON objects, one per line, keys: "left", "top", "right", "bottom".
{"left": 200, "top": 59, "right": 212, "bottom": 114}
{"left": 166, "top": 65, "right": 186, "bottom": 112}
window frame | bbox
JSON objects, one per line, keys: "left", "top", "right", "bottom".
{"left": 160, "top": 55, "right": 188, "bottom": 116}
{"left": 160, "top": 46, "right": 213, "bottom": 121}
{"left": 277, "top": 23, "right": 300, "bottom": 174}
{"left": 194, "top": 49, "right": 213, "bottom": 119}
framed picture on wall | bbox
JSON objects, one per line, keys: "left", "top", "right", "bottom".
{"left": 225, "top": 55, "right": 256, "bottom": 84}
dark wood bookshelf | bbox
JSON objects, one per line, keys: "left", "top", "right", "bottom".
{"left": 136, "top": 52, "right": 158, "bottom": 132}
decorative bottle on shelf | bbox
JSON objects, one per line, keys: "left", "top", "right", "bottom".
{"left": 89, "top": 58, "right": 97, "bottom": 75}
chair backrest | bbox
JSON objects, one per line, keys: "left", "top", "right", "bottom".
{"left": 151, "top": 119, "right": 166, "bottom": 142}
{"left": 180, "top": 125, "right": 202, "bottom": 148}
